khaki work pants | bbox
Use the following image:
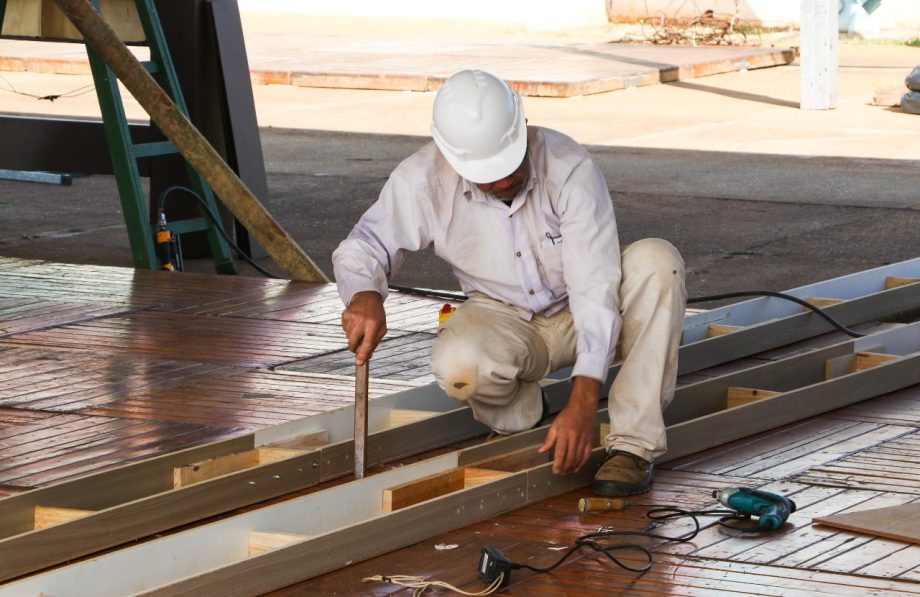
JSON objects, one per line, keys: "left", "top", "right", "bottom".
{"left": 430, "top": 238, "right": 687, "bottom": 462}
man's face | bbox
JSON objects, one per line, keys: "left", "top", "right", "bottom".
{"left": 476, "top": 152, "right": 530, "bottom": 201}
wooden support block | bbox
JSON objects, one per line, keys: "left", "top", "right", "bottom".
{"left": 173, "top": 447, "right": 305, "bottom": 488}
{"left": 385, "top": 409, "right": 438, "bottom": 428}
{"left": 470, "top": 445, "right": 551, "bottom": 472}
{"left": 824, "top": 351, "right": 899, "bottom": 380}
{"left": 804, "top": 296, "right": 844, "bottom": 309}
{"left": 248, "top": 531, "right": 307, "bottom": 557}
{"left": 462, "top": 467, "right": 512, "bottom": 488}
{"left": 706, "top": 324, "right": 742, "bottom": 338}
{"left": 34, "top": 506, "right": 94, "bottom": 530}
{"left": 383, "top": 467, "right": 510, "bottom": 512}
{"left": 885, "top": 276, "right": 920, "bottom": 290}
{"left": 267, "top": 430, "right": 329, "bottom": 450}
{"left": 726, "top": 387, "right": 781, "bottom": 409}
{"left": 853, "top": 352, "right": 899, "bottom": 372}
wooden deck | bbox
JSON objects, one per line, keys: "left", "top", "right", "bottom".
{"left": 1, "top": 256, "right": 919, "bottom": 594}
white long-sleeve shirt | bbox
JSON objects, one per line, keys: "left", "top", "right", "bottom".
{"left": 332, "top": 126, "right": 622, "bottom": 382}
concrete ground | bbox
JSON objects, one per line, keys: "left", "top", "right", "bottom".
{"left": 1, "top": 16, "right": 919, "bottom": 301}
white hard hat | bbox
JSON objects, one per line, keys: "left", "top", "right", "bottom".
{"left": 431, "top": 70, "right": 527, "bottom": 184}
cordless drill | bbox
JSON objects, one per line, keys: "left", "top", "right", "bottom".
{"left": 712, "top": 487, "right": 797, "bottom": 530}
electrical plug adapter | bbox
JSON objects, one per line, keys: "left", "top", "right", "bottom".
{"left": 478, "top": 545, "right": 512, "bottom": 588}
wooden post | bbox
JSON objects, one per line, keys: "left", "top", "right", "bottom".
{"left": 800, "top": 0, "right": 838, "bottom": 110}
{"left": 52, "top": 0, "right": 329, "bottom": 282}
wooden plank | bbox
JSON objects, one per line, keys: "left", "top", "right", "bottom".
{"left": 726, "top": 387, "right": 780, "bottom": 408}
{"left": 33, "top": 505, "right": 93, "bottom": 530}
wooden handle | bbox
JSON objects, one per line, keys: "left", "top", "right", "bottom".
{"left": 578, "top": 497, "right": 628, "bottom": 513}
{"left": 353, "top": 360, "right": 370, "bottom": 479}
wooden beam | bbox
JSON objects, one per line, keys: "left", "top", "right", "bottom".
{"left": 8, "top": 322, "right": 920, "bottom": 595}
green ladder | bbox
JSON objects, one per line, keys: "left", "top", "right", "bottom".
{"left": 85, "top": 0, "right": 236, "bottom": 273}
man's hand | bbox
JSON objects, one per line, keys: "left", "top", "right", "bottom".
{"left": 538, "top": 376, "right": 600, "bottom": 475}
{"left": 341, "top": 291, "right": 387, "bottom": 365}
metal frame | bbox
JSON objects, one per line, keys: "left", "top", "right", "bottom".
{"left": 4, "top": 321, "right": 920, "bottom": 595}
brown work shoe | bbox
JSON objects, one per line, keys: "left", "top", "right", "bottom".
{"left": 592, "top": 450, "right": 653, "bottom": 497}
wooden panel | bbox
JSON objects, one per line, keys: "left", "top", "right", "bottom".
{"left": 0, "top": 298, "right": 136, "bottom": 336}
{"left": 0, "top": 311, "right": 350, "bottom": 368}
{"left": 0, "top": 346, "right": 225, "bottom": 412}
{"left": 814, "top": 502, "right": 920, "bottom": 545}
{"left": 1, "top": 0, "right": 41, "bottom": 36}
{"left": 172, "top": 284, "right": 450, "bottom": 334}
{"left": 279, "top": 331, "right": 436, "bottom": 382}
{"left": 792, "top": 429, "right": 920, "bottom": 494}
{"left": 0, "top": 263, "right": 315, "bottom": 310}
{"left": 666, "top": 417, "right": 910, "bottom": 480}
{"left": 0, "top": 412, "right": 244, "bottom": 489}
{"left": 829, "top": 385, "right": 920, "bottom": 426}
{"left": 80, "top": 369, "right": 417, "bottom": 428}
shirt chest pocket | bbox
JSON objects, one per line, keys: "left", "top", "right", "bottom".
{"left": 537, "top": 235, "right": 565, "bottom": 296}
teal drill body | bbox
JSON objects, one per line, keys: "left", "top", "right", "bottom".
{"left": 713, "top": 487, "right": 797, "bottom": 530}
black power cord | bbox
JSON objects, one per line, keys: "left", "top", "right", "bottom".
{"left": 482, "top": 505, "right": 770, "bottom": 584}
{"left": 387, "top": 285, "right": 865, "bottom": 338}
{"left": 156, "top": 185, "right": 280, "bottom": 279}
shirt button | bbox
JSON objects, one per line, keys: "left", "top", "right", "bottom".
{"left": 528, "top": 290, "right": 535, "bottom": 295}
{"left": 515, "top": 251, "right": 522, "bottom": 257}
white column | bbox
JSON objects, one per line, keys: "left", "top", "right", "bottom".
{"left": 800, "top": 0, "right": 839, "bottom": 110}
